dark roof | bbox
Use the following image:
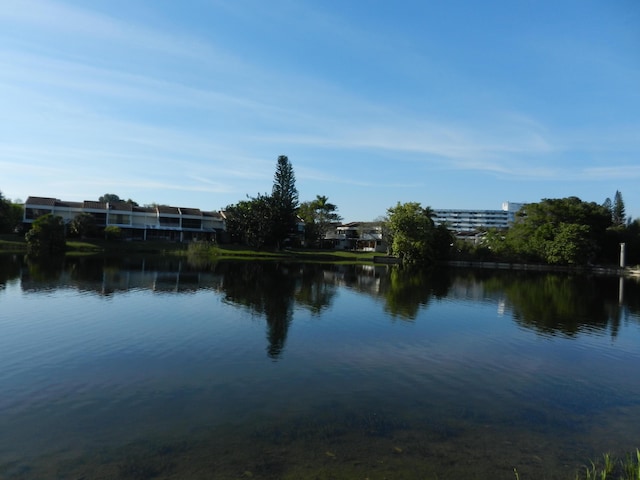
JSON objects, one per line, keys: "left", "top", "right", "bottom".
{"left": 109, "top": 201, "right": 133, "bottom": 212}
{"left": 83, "top": 200, "right": 107, "bottom": 209}
{"left": 61, "top": 201, "right": 83, "bottom": 208}
{"left": 157, "top": 205, "right": 180, "bottom": 215}
{"left": 339, "top": 222, "right": 362, "bottom": 228}
{"left": 25, "top": 196, "right": 57, "bottom": 206}
{"left": 25, "top": 197, "right": 83, "bottom": 208}
{"left": 339, "top": 221, "right": 382, "bottom": 229}
{"left": 133, "top": 206, "right": 156, "bottom": 213}
{"left": 179, "top": 207, "right": 201, "bottom": 216}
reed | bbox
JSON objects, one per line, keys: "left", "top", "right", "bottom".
{"left": 575, "top": 450, "right": 639, "bottom": 480}
{"left": 514, "top": 451, "right": 640, "bottom": 480}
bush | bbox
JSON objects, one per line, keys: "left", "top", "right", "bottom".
{"left": 104, "top": 226, "right": 122, "bottom": 240}
{"left": 25, "top": 214, "right": 66, "bottom": 256}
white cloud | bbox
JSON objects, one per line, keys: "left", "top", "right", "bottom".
{"left": 0, "top": 0, "right": 238, "bottom": 65}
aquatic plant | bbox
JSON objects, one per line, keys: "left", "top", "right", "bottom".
{"left": 514, "top": 451, "right": 640, "bottom": 480}
{"left": 576, "top": 450, "right": 640, "bottom": 480}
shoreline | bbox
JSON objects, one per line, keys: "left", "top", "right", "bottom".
{"left": 445, "top": 260, "right": 640, "bottom": 277}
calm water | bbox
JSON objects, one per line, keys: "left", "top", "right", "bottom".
{"left": 0, "top": 254, "right": 639, "bottom": 479}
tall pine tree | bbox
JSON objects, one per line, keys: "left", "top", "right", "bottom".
{"left": 612, "top": 190, "right": 626, "bottom": 226}
{"left": 271, "top": 155, "right": 299, "bottom": 248}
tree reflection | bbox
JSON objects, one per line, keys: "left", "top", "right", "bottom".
{"left": 294, "top": 264, "right": 338, "bottom": 315}
{"left": 483, "top": 271, "right": 628, "bottom": 337}
{"left": 622, "top": 278, "right": 640, "bottom": 319}
{"left": 0, "top": 254, "right": 22, "bottom": 290}
{"left": 24, "top": 255, "right": 66, "bottom": 285}
{"left": 5, "top": 253, "right": 639, "bottom": 348}
{"left": 381, "top": 267, "right": 452, "bottom": 320}
{"left": 215, "top": 262, "right": 297, "bottom": 359}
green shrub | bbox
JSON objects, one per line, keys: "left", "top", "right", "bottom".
{"left": 104, "top": 225, "right": 122, "bottom": 240}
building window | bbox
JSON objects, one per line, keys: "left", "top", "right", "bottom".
{"left": 159, "top": 216, "right": 180, "bottom": 227}
{"left": 89, "top": 213, "right": 107, "bottom": 225}
{"left": 182, "top": 218, "right": 202, "bottom": 229}
{"left": 25, "top": 208, "right": 52, "bottom": 220}
{"left": 108, "top": 213, "right": 131, "bottom": 225}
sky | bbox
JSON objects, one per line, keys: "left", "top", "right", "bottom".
{"left": 1, "top": 0, "right": 639, "bottom": 222}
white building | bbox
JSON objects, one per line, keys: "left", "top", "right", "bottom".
{"left": 23, "top": 196, "right": 225, "bottom": 241}
{"left": 323, "top": 222, "right": 386, "bottom": 252}
{"left": 433, "top": 202, "right": 524, "bottom": 240}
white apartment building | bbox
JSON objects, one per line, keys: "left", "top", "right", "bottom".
{"left": 433, "top": 202, "right": 524, "bottom": 237}
{"left": 23, "top": 196, "right": 225, "bottom": 241}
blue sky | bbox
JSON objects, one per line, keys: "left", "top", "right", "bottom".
{"left": 1, "top": 0, "right": 639, "bottom": 221}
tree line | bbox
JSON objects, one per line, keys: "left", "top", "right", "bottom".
{"left": 223, "top": 155, "right": 343, "bottom": 249}
{"left": 455, "top": 192, "right": 639, "bottom": 266}
{"left": 0, "top": 192, "right": 24, "bottom": 234}
{"left": 3, "top": 156, "right": 639, "bottom": 267}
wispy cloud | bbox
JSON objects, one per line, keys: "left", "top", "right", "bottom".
{"left": 0, "top": 0, "right": 241, "bottom": 67}
{"left": 581, "top": 166, "right": 640, "bottom": 180}
{"left": 1, "top": 0, "right": 638, "bottom": 219}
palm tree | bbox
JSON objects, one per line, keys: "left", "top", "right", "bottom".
{"left": 312, "top": 195, "right": 342, "bottom": 247}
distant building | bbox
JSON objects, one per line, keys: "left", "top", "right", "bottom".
{"left": 433, "top": 202, "right": 524, "bottom": 241}
{"left": 323, "top": 222, "right": 386, "bottom": 252}
{"left": 23, "top": 196, "right": 225, "bottom": 241}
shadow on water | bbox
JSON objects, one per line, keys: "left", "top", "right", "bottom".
{"left": 3, "top": 254, "right": 639, "bottom": 341}
{"left": 0, "top": 254, "right": 21, "bottom": 291}
{"left": 214, "top": 262, "right": 297, "bottom": 359}
{"left": 459, "top": 268, "right": 640, "bottom": 337}
{"left": 2, "top": 255, "right": 640, "bottom": 479}
{"left": 381, "top": 266, "right": 452, "bottom": 320}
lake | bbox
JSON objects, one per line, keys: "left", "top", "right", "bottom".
{"left": 0, "top": 254, "right": 639, "bottom": 479}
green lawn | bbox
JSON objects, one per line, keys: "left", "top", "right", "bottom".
{"left": 0, "top": 235, "right": 383, "bottom": 263}
{"left": 197, "top": 244, "right": 380, "bottom": 263}
{"left": 0, "top": 233, "right": 26, "bottom": 251}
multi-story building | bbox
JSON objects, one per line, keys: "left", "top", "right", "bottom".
{"left": 23, "top": 196, "right": 225, "bottom": 241}
{"left": 433, "top": 202, "right": 524, "bottom": 240}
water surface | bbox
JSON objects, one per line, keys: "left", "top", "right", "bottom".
{"left": 1, "top": 255, "right": 639, "bottom": 479}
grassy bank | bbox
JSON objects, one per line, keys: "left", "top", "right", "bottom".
{"left": 0, "top": 233, "right": 27, "bottom": 251}
{"left": 188, "top": 243, "right": 379, "bottom": 263}
{"left": 0, "top": 234, "right": 188, "bottom": 255}
{"left": 0, "top": 235, "right": 379, "bottom": 263}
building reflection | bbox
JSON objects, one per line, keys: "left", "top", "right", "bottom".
{"left": 2, "top": 254, "right": 638, "bottom": 346}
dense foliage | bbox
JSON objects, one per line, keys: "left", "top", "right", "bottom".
{"left": 386, "top": 202, "right": 453, "bottom": 265}
{"left": 224, "top": 194, "right": 275, "bottom": 248}
{"left": 98, "top": 193, "right": 138, "bottom": 206}
{"left": 25, "top": 213, "right": 66, "bottom": 256}
{"left": 603, "top": 190, "right": 626, "bottom": 227}
{"left": 480, "top": 196, "right": 636, "bottom": 265}
{"left": 0, "top": 191, "right": 24, "bottom": 234}
{"left": 69, "top": 213, "right": 98, "bottom": 238}
{"left": 298, "top": 195, "right": 342, "bottom": 247}
{"left": 104, "top": 225, "right": 122, "bottom": 240}
{"left": 224, "top": 155, "right": 300, "bottom": 249}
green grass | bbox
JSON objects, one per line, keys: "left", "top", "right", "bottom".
{"left": 191, "top": 243, "right": 380, "bottom": 263}
{"left": 577, "top": 450, "right": 640, "bottom": 480}
{"left": 515, "top": 450, "right": 640, "bottom": 480}
{"left": 65, "top": 239, "right": 188, "bottom": 254}
{"left": 0, "top": 234, "right": 189, "bottom": 255}
{"left": 0, "top": 233, "right": 26, "bottom": 251}
{"left": 1, "top": 234, "right": 383, "bottom": 263}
